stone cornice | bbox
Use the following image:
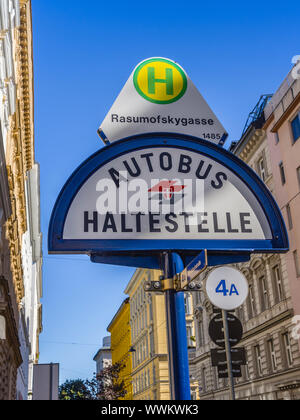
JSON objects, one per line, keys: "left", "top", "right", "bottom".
{"left": 107, "top": 298, "right": 130, "bottom": 332}
{"left": 16, "top": 0, "right": 34, "bottom": 173}
{"left": 240, "top": 308, "right": 293, "bottom": 342}
{"left": 270, "top": 91, "right": 300, "bottom": 133}
{"left": 238, "top": 129, "right": 266, "bottom": 162}
{"left": 124, "top": 268, "right": 144, "bottom": 295}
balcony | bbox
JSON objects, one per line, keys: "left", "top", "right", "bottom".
{"left": 241, "top": 94, "right": 273, "bottom": 137}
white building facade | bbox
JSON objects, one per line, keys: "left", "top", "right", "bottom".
{"left": 0, "top": 0, "right": 22, "bottom": 400}
{"left": 93, "top": 336, "right": 112, "bottom": 375}
{"left": 0, "top": 0, "right": 19, "bottom": 152}
{"left": 17, "top": 164, "right": 42, "bottom": 400}
{"left": 0, "top": 0, "right": 42, "bottom": 400}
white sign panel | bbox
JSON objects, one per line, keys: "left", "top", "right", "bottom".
{"left": 63, "top": 146, "right": 271, "bottom": 241}
{"left": 205, "top": 267, "right": 249, "bottom": 310}
{"left": 98, "top": 57, "right": 228, "bottom": 146}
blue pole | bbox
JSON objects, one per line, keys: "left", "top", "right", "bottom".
{"left": 162, "top": 252, "right": 191, "bottom": 400}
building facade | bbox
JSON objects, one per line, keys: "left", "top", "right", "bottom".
{"left": 124, "top": 268, "right": 170, "bottom": 400}
{"left": 123, "top": 268, "right": 198, "bottom": 400}
{"left": 263, "top": 65, "right": 300, "bottom": 323}
{"left": 0, "top": 0, "right": 42, "bottom": 400}
{"left": 107, "top": 299, "right": 132, "bottom": 400}
{"left": 0, "top": 0, "right": 23, "bottom": 400}
{"left": 93, "top": 336, "right": 112, "bottom": 376}
{"left": 190, "top": 73, "right": 300, "bottom": 400}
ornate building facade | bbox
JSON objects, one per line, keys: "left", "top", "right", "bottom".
{"left": 0, "top": 0, "right": 42, "bottom": 400}
{"left": 124, "top": 268, "right": 171, "bottom": 400}
{"left": 123, "top": 268, "right": 198, "bottom": 400}
{"left": 190, "top": 82, "right": 300, "bottom": 400}
{"left": 263, "top": 64, "right": 300, "bottom": 329}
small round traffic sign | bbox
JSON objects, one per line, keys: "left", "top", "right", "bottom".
{"left": 205, "top": 267, "right": 249, "bottom": 310}
{"left": 208, "top": 315, "right": 243, "bottom": 347}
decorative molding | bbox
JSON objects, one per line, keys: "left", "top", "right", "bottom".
{"left": 16, "top": 0, "right": 34, "bottom": 173}
{"left": 4, "top": 0, "right": 35, "bottom": 305}
{"left": 239, "top": 129, "right": 266, "bottom": 162}
{"left": 241, "top": 309, "right": 293, "bottom": 342}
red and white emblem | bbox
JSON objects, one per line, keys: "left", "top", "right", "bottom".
{"left": 149, "top": 180, "right": 186, "bottom": 200}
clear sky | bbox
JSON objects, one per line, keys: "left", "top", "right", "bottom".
{"left": 32, "top": 0, "right": 300, "bottom": 384}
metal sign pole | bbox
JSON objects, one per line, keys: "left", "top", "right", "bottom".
{"left": 222, "top": 310, "right": 236, "bottom": 400}
{"left": 162, "top": 252, "right": 191, "bottom": 401}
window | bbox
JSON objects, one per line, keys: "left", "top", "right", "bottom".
{"left": 201, "top": 367, "right": 207, "bottom": 392}
{"left": 247, "top": 284, "right": 256, "bottom": 318}
{"left": 213, "top": 367, "right": 218, "bottom": 389}
{"left": 254, "top": 345, "right": 263, "bottom": 376}
{"left": 279, "top": 162, "right": 286, "bottom": 185}
{"left": 137, "top": 343, "right": 141, "bottom": 365}
{"left": 273, "top": 265, "right": 284, "bottom": 302}
{"left": 244, "top": 361, "right": 250, "bottom": 381}
{"left": 147, "top": 369, "right": 150, "bottom": 387}
{"left": 152, "top": 365, "right": 156, "bottom": 385}
{"left": 286, "top": 204, "right": 293, "bottom": 230}
{"left": 297, "top": 166, "right": 300, "bottom": 190}
{"left": 293, "top": 250, "right": 300, "bottom": 277}
{"left": 184, "top": 293, "right": 191, "bottom": 314}
{"left": 141, "top": 312, "right": 144, "bottom": 330}
{"left": 142, "top": 339, "right": 145, "bottom": 361}
{"left": 133, "top": 379, "right": 136, "bottom": 395}
{"left": 267, "top": 339, "right": 277, "bottom": 372}
{"left": 132, "top": 351, "right": 136, "bottom": 369}
{"left": 291, "top": 112, "right": 300, "bottom": 143}
{"left": 149, "top": 296, "right": 153, "bottom": 322}
{"left": 186, "top": 325, "right": 194, "bottom": 347}
{"left": 198, "top": 319, "right": 205, "bottom": 347}
{"left": 141, "top": 373, "right": 144, "bottom": 391}
{"left": 258, "top": 157, "right": 266, "bottom": 181}
{"left": 259, "top": 276, "right": 269, "bottom": 311}
{"left": 145, "top": 335, "right": 149, "bottom": 358}
{"left": 275, "top": 131, "right": 280, "bottom": 144}
{"left": 282, "top": 332, "right": 293, "bottom": 367}
{"left": 150, "top": 331, "right": 155, "bottom": 356}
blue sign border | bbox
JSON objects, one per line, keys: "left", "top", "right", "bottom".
{"left": 48, "top": 133, "right": 288, "bottom": 262}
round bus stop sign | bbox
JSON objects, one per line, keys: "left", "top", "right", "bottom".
{"left": 205, "top": 267, "right": 249, "bottom": 310}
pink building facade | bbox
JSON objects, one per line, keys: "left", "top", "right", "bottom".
{"left": 264, "top": 67, "right": 300, "bottom": 321}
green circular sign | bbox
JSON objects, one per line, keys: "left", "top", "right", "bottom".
{"left": 133, "top": 58, "right": 188, "bottom": 104}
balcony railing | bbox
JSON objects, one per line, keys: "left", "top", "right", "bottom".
{"left": 264, "top": 69, "right": 296, "bottom": 121}
{"left": 241, "top": 94, "right": 273, "bottom": 137}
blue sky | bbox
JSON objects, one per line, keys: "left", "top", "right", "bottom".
{"left": 32, "top": 0, "right": 300, "bottom": 384}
